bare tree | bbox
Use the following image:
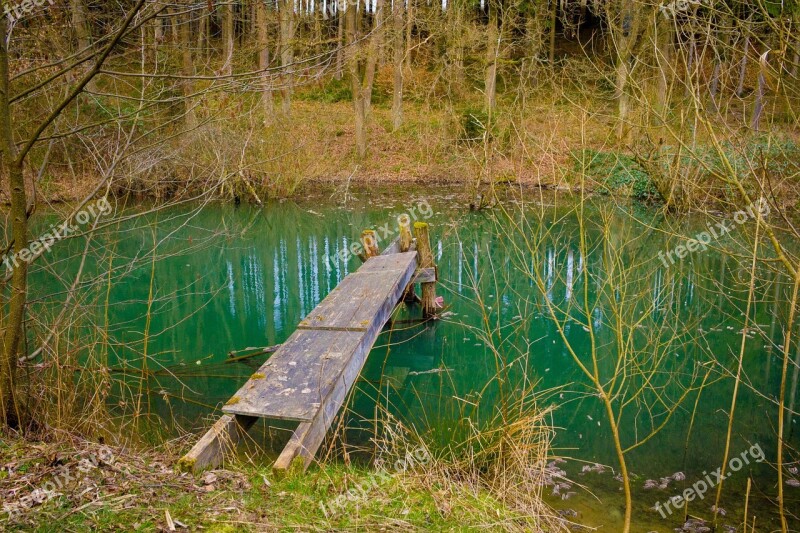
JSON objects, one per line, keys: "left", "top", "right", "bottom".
{"left": 257, "top": 0, "right": 275, "bottom": 119}
{"left": 391, "top": 0, "right": 404, "bottom": 130}
{"left": 0, "top": 0, "right": 150, "bottom": 428}
{"left": 280, "top": 0, "right": 296, "bottom": 115}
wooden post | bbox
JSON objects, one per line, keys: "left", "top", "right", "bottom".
{"left": 398, "top": 215, "right": 412, "bottom": 252}
{"left": 399, "top": 215, "right": 418, "bottom": 303}
{"left": 414, "top": 222, "right": 437, "bottom": 317}
{"left": 361, "top": 229, "right": 379, "bottom": 259}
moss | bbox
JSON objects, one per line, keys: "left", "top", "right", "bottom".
{"left": 175, "top": 456, "right": 196, "bottom": 473}
{"left": 225, "top": 396, "right": 241, "bottom": 406}
{"left": 250, "top": 373, "right": 265, "bottom": 380}
{"left": 413, "top": 221, "right": 428, "bottom": 230}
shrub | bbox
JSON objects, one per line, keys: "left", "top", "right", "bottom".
{"left": 573, "top": 149, "right": 661, "bottom": 201}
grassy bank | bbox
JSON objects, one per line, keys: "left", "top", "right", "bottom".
{"left": 0, "top": 436, "right": 564, "bottom": 532}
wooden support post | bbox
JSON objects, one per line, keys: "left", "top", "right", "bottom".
{"left": 178, "top": 414, "right": 257, "bottom": 473}
{"left": 399, "top": 215, "right": 413, "bottom": 252}
{"left": 414, "top": 222, "right": 437, "bottom": 317}
{"left": 398, "top": 215, "right": 418, "bottom": 302}
{"left": 361, "top": 229, "right": 379, "bottom": 259}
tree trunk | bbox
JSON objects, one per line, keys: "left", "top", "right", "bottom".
{"left": 72, "top": 0, "right": 96, "bottom": 90}
{"left": 709, "top": 60, "right": 721, "bottom": 113}
{"left": 154, "top": 7, "right": 164, "bottom": 48}
{"left": 736, "top": 22, "right": 750, "bottom": 97}
{"left": 521, "top": 2, "right": 545, "bottom": 92}
{"left": 181, "top": 1, "right": 197, "bottom": 129}
{"left": 363, "top": 0, "right": 383, "bottom": 112}
{"left": 793, "top": 13, "right": 800, "bottom": 80}
{"left": 258, "top": 0, "right": 275, "bottom": 119}
{"left": 548, "top": 0, "right": 556, "bottom": 64}
{"left": 0, "top": 21, "right": 26, "bottom": 428}
{"left": 405, "top": 0, "right": 414, "bottom": 70}
{"left": 450, "top": 2, "right": 466, "bottom": 95}
{"left": 346, "top": 0, "right": 367, "bottom": 157}
{"left": 197, "top": 5, "right": 207, "bottom": 59}
{"left": 223, "top": 0, "right": 235, "bottom": 76}
{"left": 391, "top": 0, "right": 404, "bottom": 130}
{"left": 615, "top": 56, "right": 630, "bottom": 141}
{"left": 335, "top": 0, "right": 345, "bottom": 80}
{"left": 654, "top": 12, "right": 672, "bottom": 124}
{"left": 314, "top": 0, "right": 324, "bottom": 51}
{"left": 72, "top": 0, "right": 91, "bottom": 50}
{"left": 484, "top": 0, "right": 499, "bottom": 112}
{"left": 169, "top": 6, "right": 180, "bottom": 41}
{"left": 611, "top": 1, "right": 643, "bottom": 143}
{"left": 751, "top": 47, "right": 766, "bottom": 131}
{"left": 280, "top": 0, "right": 295, "bottom": 115}
{"left": 683, "top": 24, "right": 696, "bottom": 98}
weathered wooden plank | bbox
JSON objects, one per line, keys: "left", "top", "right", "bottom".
{"left": 178, "top": 414, "right": 256, "bottom": 472}
{"left": 223, "top": 252, "right": 417, "bottom": 421}
{"left": 412, "top": 267, "right": 437, "bottom": 284}
{"left": 358, "top": 251, "right": 417, "bottom": 273}
{"left": 297, "top": 252, "right": 417, "bottom": 331}
{"left": 272, "top": 374, "right": 346, "bottom": 473}
{"left": 380, "top": 236, "right": 401, "bottom": 255}
{"left": 222, "top": 329, "right": 364, "bottom": 421}
{"left": 273, "top": 254, "right": 417, "bottom": 473}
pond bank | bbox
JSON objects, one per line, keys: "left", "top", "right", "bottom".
{"left": 0, "top": 436, "right": 563, "bottom": 531}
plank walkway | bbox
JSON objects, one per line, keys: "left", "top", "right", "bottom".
{"left": 223, "top": 252, "right": 417, "bottom": 423}
{"left": 179, "top": 236, "right": 437, "bottom": 474}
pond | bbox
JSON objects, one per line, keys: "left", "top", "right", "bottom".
{"left": 30, "top": 187, "right": 800, "bottom": 531}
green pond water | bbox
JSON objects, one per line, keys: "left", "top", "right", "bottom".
{"left": 30, "top": 187, "right": 800, "bottom": 531}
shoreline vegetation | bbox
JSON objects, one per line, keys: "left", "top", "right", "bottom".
{"left": 10, "top": 90, "right": 800, "bottom": 211}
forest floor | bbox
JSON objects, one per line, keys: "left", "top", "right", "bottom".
{"left": 13, "top": 67, "right": 800, "bottom": 210}
{"left": 24, "top": 72, "right": 624, "bottom": 205}
{"left": 0, "top": 436, "right": 547, "bottom": 532}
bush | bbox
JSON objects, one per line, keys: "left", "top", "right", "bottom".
{"left": 459, "top": 108, "right": 490, "bottom": 143}
{"left": 297, "top": 78, "right": 352, "bottom": 103}
{"left": 573, "top": 149, "right": 661, "bottom": 201}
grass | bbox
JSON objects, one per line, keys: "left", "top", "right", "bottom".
{"left": 0, "top": 437, "right": 554, "bottom": 531}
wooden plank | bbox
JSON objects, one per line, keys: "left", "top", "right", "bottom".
{"left": 272, "top": 373, "right": 347, "bottom": 474}
{"left": 272, "top": 254, "right": 419, "bottom": 473}
{"left": 178, "top": 414, "right": 256, "bottom": 472}
{"left": 359, "top": 251, "right": 417, "bottom": 273}
{"left": 182, "top": 244, "right": 426, "bottom": 475}
{"left": 380, "top": 236, "right": 401, "bottom": 255}
{"left": 412, "top": 267, "right": 437, "bottom": 284}
{"left": 297, "top": 252, "right": 417, "bottom": 331}
{"left": 224, "top": 252, "right": 417, "bottom": 421}
{"left": 222, "top": 329, "right": 364, "bottom": 421}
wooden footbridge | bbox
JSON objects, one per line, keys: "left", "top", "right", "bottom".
{"left": 179, "top": 220, "right": 438, "bottom": 474}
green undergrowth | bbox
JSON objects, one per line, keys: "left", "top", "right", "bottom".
{"left": 572, "top": 149, "right": 661, "bottom": 201}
